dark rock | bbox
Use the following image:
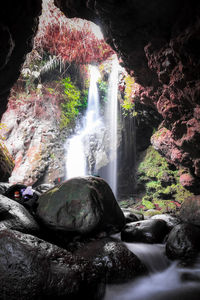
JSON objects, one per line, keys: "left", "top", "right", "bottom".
{"left": 0, "top": 182, "right": 11, "bottom": 195}
{"left": 0, "top": 1, "right": 42, "bottom": 117}
{"left": 166, "top": 223, "right": 200, "bottom": 260}
{"left": 0, "top": 194, "right": 39, "bottom": 234}
{"left": 179, "top": 195, "right": 200, "bottom": 226}
{"left": 151, "top": 214, "right": 180, "bottom": 230}
{"left": 0, "top": 229, "right": 105, "bottom": 300}
{"left": 34, "top": 183, "right": 55, "bottom": 195}
{"left": 37, "top": 176, "right": 125, "bottom": 235}
{"left": 121, "top": 219, "right": 169, "bottom": 243}
{"left": 73, "top": 237, "right": 147, "bottom": 283}
{"left": 121, "top": 208, "right": 142, "bottom": 223}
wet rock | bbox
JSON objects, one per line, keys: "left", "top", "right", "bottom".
{"left": 34, "top": 183, "right": 55, "bottom": 195}
{"left": 0, "top": 182, "right": 11, "bottom": 195}
{"left": 166, "top": 223, "right": 200, "bottom": 260}
{"left": 37, "top": 176, "right": 125, "bottom": 235}
{"left": 121, "top": 219, "right": 169, "bottom": 244}
{"left": 144, "top": 209, "right": 162, "bottom": 218}
{"left": 73, "top": 237, "right": 147, "bottom": 283}
{"left": 121, "top": 208, "right": 141, "bottom": 223}
{"left": 0, "top": 194, "right": 39, "bottom": 234}
{"left": 0, "top": 229, "right": 105, "bottom": 300}
{"left": 151, "top": 214, "right": 180, "bottom": 230}
{"left": 179, "top": 195, "right": 200, "bottom": 226}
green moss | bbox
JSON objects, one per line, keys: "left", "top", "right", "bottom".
{"left": 143, "top": 209, "right": 162, "bottom": 217}
{"left": 146, "top": 181, "right": 161, "bottom": 193}
{"left": 137, "top": 145, "right": 194, "bottom": 214}
{"left": 142, "top": 199, "right": 155, "bottom": 209}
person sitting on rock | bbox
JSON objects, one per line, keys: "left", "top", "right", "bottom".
{"left": 4, "top": 184, "right": 38, "bottom": 214}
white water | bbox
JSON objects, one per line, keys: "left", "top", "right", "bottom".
{"left": 65, "top": 65, "right": 101, "bottom": 179}
{"left": 106, "top": 56, "right": 119, "bottom": 197}
{"left": 104, "top": 243, "right": 200, "bottom": 300}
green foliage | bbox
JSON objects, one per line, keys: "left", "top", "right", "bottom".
{"left": 80, "top": 89, "right": 88, "bottom": 111}
{"left": 142, "top": 199, "right": 155, "bottom": 209}
{"left": 0, "top": 123, "right": 7, "bottom": 140}
{"left": 60, "top": 77, "right": 88, "bottom": 129}
{"left": 121, "top": 75, "right": 137, "bottom": 117}
{"left": 137, "top": 146, "right": 194, "bottom": 213}
{"left": 98, "top": 80, "right": 108, "bottom": 110}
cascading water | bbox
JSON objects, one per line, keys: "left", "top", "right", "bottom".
{"left": 105, "top": 56, "right": 119, "bottom": 197}
{"left": 104, "top": 242, "right": 200, "bottom": 300}
{"left": 65, "top": 65, "right": 101, "bottom": 179}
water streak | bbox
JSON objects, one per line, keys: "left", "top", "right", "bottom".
{"left": 106, "top": 56, "right": 119, "bottom": 197}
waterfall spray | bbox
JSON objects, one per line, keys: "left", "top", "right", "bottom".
{"left": 65, "top": 65, "right": 101, "bottom": 179}
{"left": 106, "top": 56, "right": 119, "bottom": 197}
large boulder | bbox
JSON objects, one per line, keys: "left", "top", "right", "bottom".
{"left": 121, "top": 219, "right": 169, "bottom": 244}
{"left": 36, "top": 176, "right": 125, "bottom": 235}
{"left": 166, "top": 223, "right": 200, "bottom": 260}
{"left": 73, "top": 237, "right": 147, "bottom": 283}
{"left": 0, "top": 229, "right": 105, "bottom": 300}
{"left": 0, "top": 194, "right": 39, "bottom": 234}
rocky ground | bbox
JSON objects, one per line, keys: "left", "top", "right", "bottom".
{"left": 0, "top": 176, "right": 200, "bottom": 299}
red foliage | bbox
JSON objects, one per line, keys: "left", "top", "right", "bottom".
{"left": 34, "top": 0, "right": 114, "bottom": 64}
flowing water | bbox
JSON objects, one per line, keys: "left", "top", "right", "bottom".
{"left": 65, "top": 65, "right": 102, "bottom": 179}
{"left": 105, "top": 56, "right": 119, "bottom": 197}
{"left": 104, "top": 243, "right": 200, "bottom": 300}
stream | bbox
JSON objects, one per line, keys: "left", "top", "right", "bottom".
{"left": 104, "top": 243, "right": 200, "bottom": 300}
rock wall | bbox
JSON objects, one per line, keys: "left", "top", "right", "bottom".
{"left": 0, "top": 142, "right": 14, "bottom": 181}
{"left": 0, "top": 0, "right": 42, "bottom": 116}
{"left": 1, "top": 91, "right": 64, "bottom": 185}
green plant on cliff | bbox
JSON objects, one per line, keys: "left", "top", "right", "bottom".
{"left": 0, "top": 123, "right": 7, "bottom": 140}
{"left": 137, "top": 146, "right": 193, "bottom": 213}
{"left": 60, "top": 77, "right": 88, "bottom": 129}
{"left": 121, "top": 75, "right": 137, "bottom": 117}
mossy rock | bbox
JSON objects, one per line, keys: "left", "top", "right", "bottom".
{"left": 137, "top": 146, "right": 194, "bottom": 215}
{"left": 142, "top": 199, "right": 155, "bottom": 210}
{"left": 0, "top": 143, "right": 14, "bottom": 182}
{"left": 143, "top": 209, "right": 162, "bottom": 218}
{"left": 153, "top": 200, "right": 177, "bottom": 213}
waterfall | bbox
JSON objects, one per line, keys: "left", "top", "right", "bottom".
{"left": 65, "top": 65, "right": 101, "bottom": 179}
{"left": 106, "top": 56, "right": 119, "bottom": 198}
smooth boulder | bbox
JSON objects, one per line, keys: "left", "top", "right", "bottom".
{"left": 166, "top": 223, "right": 200, "bottom": 260}
{"left": 37, "top": 176, "right": 125, "bottom": 235}
{"left": 0, "top": 229, "right": 105, "bottom": 300}
{"left": 121, "top": 219, "right": 169, "bottom": 243}
{"left": 0, "top": 194, "right": 39, "bottom": 234}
